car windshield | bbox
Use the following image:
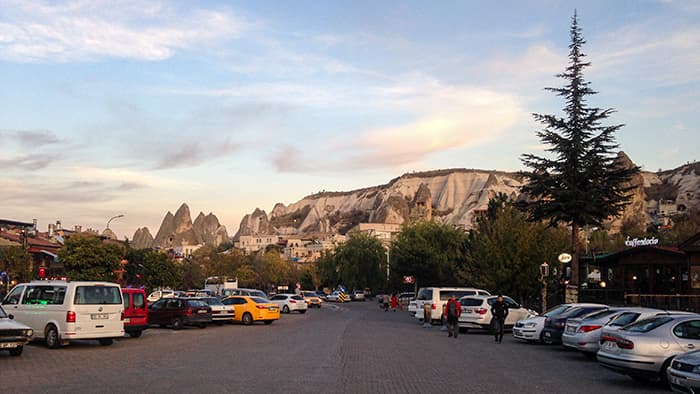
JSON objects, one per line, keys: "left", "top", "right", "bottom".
{"left": 609, "top": 312, "right": 641, "bottom": 327}
{"left": 249, "top": 290, "right": 267, "bottom": 298}
{"left": 202, "top": 297, "right": 224, "bottom": 306}
{"left": 543, "top": 305, "right": 571, "bottom": 317}
{"left": 74, "top": 285, "right": 122, "bottom": 305}
{"left": 459, "top": 298, "right": 483, "bottom": 307}
{"left": 292, "top": 295, "right": 304, "bottom": 300}
{"left": 440, "top": 290, "right": 475, "bottom": 300}
{"left": 622, "top": 316, "right": 673, "bottom": 333}
{"left": 251, "top": 297, "right": 270, "bottom": 304}
{"left": 303, "top": 292, "right": 316, "bottom": 297}
{"left": 186, "top": 300, "right": 208, "bottom": 307}
{"left": 581, "top": 309, "right": 616, "bottom": 320}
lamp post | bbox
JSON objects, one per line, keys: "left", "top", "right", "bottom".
{"left": 107, "top": 214, "right": 124, "bottom": 229}
{"left": 540, "top": 262, "right": 549, "bottom": 312}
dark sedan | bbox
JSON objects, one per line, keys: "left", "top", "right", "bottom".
{"left": 542, "top": 304, "right": 608, "bottom": 345}
{"left": 148, "top": 298, "right": 212, "bottom": 329}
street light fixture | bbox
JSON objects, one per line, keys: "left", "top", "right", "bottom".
{"left": 107, "top": 214, "right": 125, "bottom": 229}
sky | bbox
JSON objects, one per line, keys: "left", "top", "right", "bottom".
{"left": 1, "top": 0, "right": 698, "bottom": 239}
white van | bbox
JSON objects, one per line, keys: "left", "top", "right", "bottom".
{"left": 413, "top": 287, "right": 491, "bottom": 323}
{"left": 1, "top": 280, "right": 124, "bottom": 348}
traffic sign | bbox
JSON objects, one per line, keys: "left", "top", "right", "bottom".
{"left": 403, "top": 276, "right": 415, "bottom": 284}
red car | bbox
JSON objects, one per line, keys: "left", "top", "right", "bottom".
{"left": 122, "top": 288, "right": 149, "bottom": 338}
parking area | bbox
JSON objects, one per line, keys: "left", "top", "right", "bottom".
{"left": 2, "top": 301, "right": 667, "bottom": 393}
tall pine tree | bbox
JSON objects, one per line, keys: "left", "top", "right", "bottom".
{"left": 520, "top": 11, "right": 638, "bottom": 295}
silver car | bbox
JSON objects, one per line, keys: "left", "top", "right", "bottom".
{"left": 562, "top": 307, "right": 663, "bottom": 354}
{"left": 562, "top": 308, "right": 626, "bottom": 353}
{"left": 597, "top": 313, "right": 700, "bottom": 383}
{"left": 667, "top": 348, "right": 700, "bottom": 393}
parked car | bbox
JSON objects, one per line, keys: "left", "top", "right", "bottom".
{"left": 597, "top": 313, "right": 700, "bottom": 383}
{"left": 122, "top": 288, "right": 148, "bottom": 338}
{"left": 413, "top": 287, "right": 491, "bottom": 324}
{"left": 147, "top": 289, "right": 183, "bottom": 303}
{"left": 0, "top": 305, "right": 33, "bottom": 356}
{"left": 458, "top": 295, "right": 536, "bottom": 331}
{"left": 563, "top": 307, "right": 663, "bottom": 354}
{"left": 221, "top": 296, "right": 280, "bottom": 325}
{"left": 269, "top": 294, "right": 308, "bottom": 314}
{"left": 514, "top": 303, "right": 601, "bottom": 343}
{"left": 220, "top": 288, "right": 268, "bottom": 299}
{"left": 351, "top": 290, "right": 365, "bottom": 301}
{"left": 541, "top": 304, "right": 608, "bottom": 344}
{"left": 196, "top": 297, "right": 235, "bottom": 324}
{"left": 326, "top": 291, "right": 342, "bottom": 302}
{"left": 300, "top": 291, "right": 323, "bottom": 308}
{"left": 2, "top": 280, "right": 124, "bottom": 348}
{"left": 148, "top": 298, "right": 212, "bottom": 329}
{"left": 667, "top": 348, "right": 700, "bottom": 392}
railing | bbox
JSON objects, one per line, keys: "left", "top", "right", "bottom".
{"left": 624, "top": 294, "right": 700, "bottom": 313}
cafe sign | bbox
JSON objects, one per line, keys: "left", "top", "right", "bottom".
{"left": 625, "top": 236, "right": 659, "bottom": 248}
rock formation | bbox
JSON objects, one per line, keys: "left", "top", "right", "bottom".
{"left": 150, "top": 203, "right": 229, "bottom": 249}
{"left": 131, "top": 227, "right": 154, "bottom": 249}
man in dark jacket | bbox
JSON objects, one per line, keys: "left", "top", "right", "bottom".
{"left": 444, "top": 295, "right": 461, "bottom": 338}
{"left": 490, "top": 295, "right": 509, "bottom": 343}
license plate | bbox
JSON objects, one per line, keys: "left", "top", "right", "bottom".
{"left": 0, "top": 343, "right": 18, "bottom": 348}
{"left": 91, "top": 313, "right": 108, "bottom": 320}
{"left": 269, "top": 307, "right": 276, "bottom": 311}
{"left": 197, "top": 310, "right": 207, "bottom": 314}
{"left": 602, "top": 341, "right": 617, "bottom": 351}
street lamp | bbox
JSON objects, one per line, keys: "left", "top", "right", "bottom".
{"left": 540, "top": 262, "right": 549, "bottom": 312}
{"left": 107, "top": 214, "right": 125, "bottom": 229}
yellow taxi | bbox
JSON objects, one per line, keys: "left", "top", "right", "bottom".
{"left": 221, "top": 295, "right": 280, "bottom": 325}
{"left": 301, "top": 291, "right": 323, "bottom": 308}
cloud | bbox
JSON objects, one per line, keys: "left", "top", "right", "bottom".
{"left": 155, "top": 139, "right": 241, "bottom": 169}
{"left": 0, "top": 0, "right": 246, "bottom": 62}
{"left": 0, "top": 155, "right": 55, "bottom": 170}
{"left": 272, "top": 76, "right": 527, "bottom": 172}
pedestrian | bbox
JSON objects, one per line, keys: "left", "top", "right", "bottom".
{"left": 490, "top": 295, "right": 509, "bottom": 343}
{"left": 390, "top": 293, "right": 398, "bottom": 312}
{"left": 444, "top": 295, "right": 461, "bottom": 338}
{"left": 383, "top": 294, "right": 390, "bottom": 312}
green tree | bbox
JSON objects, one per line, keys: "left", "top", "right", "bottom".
{"left": 177, "top": 261, "right": 204, "bottom": 290}
{"left": 390, "top": 221, "right": 468, "bottom": 288}
{"left": 520, "top": 12, "right": 638, "bottom": 289}
{"left": 58, "top": 236, "right": 125, "bottom": 281}
{"left": 460, "top": 198, "right": 569, "bottom": 307}
{"left": 333, "top": 233, "right": 386, "bottom": 291}
{"left": 124, "top": 249, "right": 179, "bottom": 290}
{"left": 317, "top": 251, "right": 338, "bottom": 289}
{"left": 0, "top": 246, "right": 32, "bottom": 282}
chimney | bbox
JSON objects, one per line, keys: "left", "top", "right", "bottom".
{"left": 33, "top": 219, "right": 37, "bottom": 231}
{"left": 48, "top": 223, "right": 55, "bottom": 237}
{"left": 74, "top": 225, "right": 82, "bottom": 233}
{"left": 56, "top": 220, "right": 62, "bottom": 230}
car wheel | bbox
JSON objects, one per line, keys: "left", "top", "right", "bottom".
{"left": 172, "top": 317, "right": 184, "bottom": 330}
{"left": 9, "top": 346, "right": 23, "bottom": 356}
{"left": 45, "top": 325, "right": 61, "bottom": 349}
{"left": 129, "top": 330, "right": 143, "bottom": 338}
{"left": 660, "top": 357, "right": 675, "bottom": 386}
{"left": 282, "top": 305, "right": 290, "bottom": 314}
{"left": 264, "top": 320, "right": 273, "bottom": 325}
{"left": 242, "top": 313, "right": 253, "bottom": 326}
{"left": 539, "top": 331, "right": 546, "bottom": 344}
{"left": 299, "top": 310, "right": 306, "bottom": 314}
{"left": 99, "top": 338, "right": 113, "bottom": 346}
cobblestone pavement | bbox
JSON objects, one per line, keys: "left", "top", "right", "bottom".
{"left": 2, "top": 301, "right": 667, "bottom": 393}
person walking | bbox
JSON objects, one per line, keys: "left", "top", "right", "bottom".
{"left": 491, "top": 295, "right": 509, "bottom": 343}
{"left": 390, "top": 293, "right": 398, "bottom": 312}
{"left": 444, "top": 295, "right": 461, "bottom": 338}
{"left": 383, "top": 294, "right": 390, "bottom": 312}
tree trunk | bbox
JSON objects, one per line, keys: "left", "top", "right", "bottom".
{"left": 571, "top": 223, "right": 580, "bottom": 303}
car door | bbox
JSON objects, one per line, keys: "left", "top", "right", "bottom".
{"left": 504, "top": 297, "right": 527, "bottom": 326}
{"left": 672, "top": 319, "right": 700, "bottom": 353}
{"left": 149, "top": 299, "right": 166, "bottom": 324}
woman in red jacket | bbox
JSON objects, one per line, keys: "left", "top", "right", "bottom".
{"left": 390, "top": 293, "right": 398, "bottom": 312}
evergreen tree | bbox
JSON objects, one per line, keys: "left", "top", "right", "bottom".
{"left": 520, "top": 12, "right": 638, "bottom": 291}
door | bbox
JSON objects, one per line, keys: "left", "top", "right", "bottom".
{"left": 672, "top": 319, "right": 700, "bottom": 352}
{"left": 504, "top": 297, "right": 527, "bottom": 326}
{"left": 149, "top": 299, "right": 166, "bottom": 324}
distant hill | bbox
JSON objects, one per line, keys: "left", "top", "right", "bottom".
{"left": 234, "top": 154, "right": 700, "bottom": 239}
